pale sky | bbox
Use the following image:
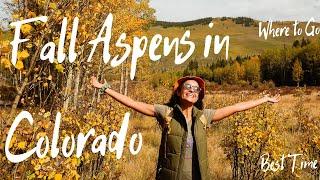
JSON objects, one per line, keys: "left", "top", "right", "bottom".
{"left": 150, "top": 0, "right": 320, "bottom": 22}
{"left": 0, "top": 0, "right": 10, "bottom": 28}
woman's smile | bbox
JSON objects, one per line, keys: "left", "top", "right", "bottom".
{"left": 185, "top": 92, "right": 197, "bottom": 99}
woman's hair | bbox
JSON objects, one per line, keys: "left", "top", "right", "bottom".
{"left": 165, "top": 83, "right": 204, "bottom": 110}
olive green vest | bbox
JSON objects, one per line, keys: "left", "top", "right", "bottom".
{"left": 156, "top": 105, "right": 209, "bottom": 180}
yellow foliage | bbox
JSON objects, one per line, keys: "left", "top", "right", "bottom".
{"left": 70, "top": 170, "right": 79, "bottom": 179}
{"left": 1, "top": 57, "right": 12, "bottom": 69}
{"left": 9, "top": 136, "right": 16, "bottom": 149}
{"left": 17, "top": 141, "right": 27, "bottom": 149}
{"left": 26, "top": 42, "right": 33, "bottom": 48}
{"left": 221, "top": 95, "right": 284, "bottom": 179}
{"left": 36, "top": 132, "right": 47, "bottom": 139}
{"left": 39, "top": 156, "right": 50, "bottom": 164}
{"left": 1, "top": 40, "right": 10, "bottom": 47}
{"left": 55, "top": 64, "right": 64, "bottom": 73}
{"left": 43, "top": 82, "right": 49, "bottom": 88}
{"left": 27, "top": 11, "right": 37, "bottom": 18}
{"left": 48, "top": 171, "right": 56, "bottom": 179}
{"left": 15, "top": 60, "right": 24, "bottom": 70}
{"left": 34, "top": 164, "right": 41, "bottom": 171}
{"left": 43, "top": 111, "right": 51, "bottom": 118}
{"left": 71, "top": 157, "right": 78, "bottom": 166}
{"left": 18, "top": 50, "right": 30, "bottom": 60}
{"left": 12, "top": 13, "right": 20, "bottom": 19}
{"left": 54, "top": 173, "right": 63, "bottom": 180}
{"left": 21, "top": 24, "right": 33, "bottom": 35}
{"left": 0, "top": 40, "right": 11, "bottom": 53}
{"left": 49, "top": 3, "right": 58, "bottom": 10}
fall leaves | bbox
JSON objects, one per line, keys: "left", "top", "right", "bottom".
{"left": 15, "top": 50, "right": 30, "bottom": 70}
{"left": 21, "top": 24, "right": 33, "bottom": 35}
{"left": 1, "top": 41, "right": 29, "bottom": 70}
{"left": 1, "top": 40, "right": 12, "bottom": 69}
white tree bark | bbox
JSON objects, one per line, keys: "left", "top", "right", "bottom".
{"left": 92, "top": 56, "right": 103, "bottom": 104}
{"left": 120, "top": 63, "right": 124, "bottom": 94}
{"left": 73, "top": 65, "right": 81, "bottom": 109}
{"left": 124, "top": 65, "right": 129, "bottom": 96}
{"left": 63, "top": 66, "right": 74, "bottom": 110}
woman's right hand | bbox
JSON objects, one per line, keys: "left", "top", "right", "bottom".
{"left": 91, "top": 76, "right": 104, "bottom": 89}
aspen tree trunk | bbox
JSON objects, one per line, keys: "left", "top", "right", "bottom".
{"left": 120, "top": 63, "right": 124, "bottom": 94}
{"left": 73, "top": 45, "right": 85, "bottom": 109}
{"left": 73, "top": 65, "right": 81, "bottom": 109}
{"left": 71, "top": 0, "right": 84, "bottom": 108}
{"left": 124, "top": 65, "right": 129, "bottom": 96}
{"left": 97, "top": 64, "right": 104, "bottom": 103}
{"left": 63, "top": 66, "right": 74, "bottom": 110}
{"left": 81, "top": 67, "right": 88, "bottom": 95}
{"left": 91, "top": 56, "right": 103, "bottom": 104}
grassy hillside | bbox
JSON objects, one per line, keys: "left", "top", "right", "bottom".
{"left": 146, "top": 18, "right": 320, "bottom": 70}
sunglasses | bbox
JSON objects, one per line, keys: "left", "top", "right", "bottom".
{"left": 183, "top": 83, "right": 201, "bottom": 93}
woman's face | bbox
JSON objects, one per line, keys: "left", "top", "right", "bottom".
{"left": 178, "top": 80, "right": 201, "bottom": 104}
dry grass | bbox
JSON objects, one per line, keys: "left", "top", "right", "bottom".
{"left": 207, "top": 129, "right": 232, "bottom": 179}
{"left": 120, "top": 144, "right": 159, "bottom": 180}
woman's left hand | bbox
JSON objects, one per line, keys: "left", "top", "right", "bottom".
{"left": 91, "top": 76, "right": 104, "bottom": 89}
{"left": 264, "top": 94, "right": 281, "bottom": 103}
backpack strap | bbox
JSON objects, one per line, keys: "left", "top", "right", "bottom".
{"left": 199, "top": 114, "right": 209, "bottom": 130}
{"left": 163, "top": 108, "right": 174, "bottom": 134}
{"left": 162, "top": 108, "right": 173, "bottom": 159}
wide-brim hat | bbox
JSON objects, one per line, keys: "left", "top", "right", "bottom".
{"left": 173, "top": 76, "right": 205, "bottom": 99}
